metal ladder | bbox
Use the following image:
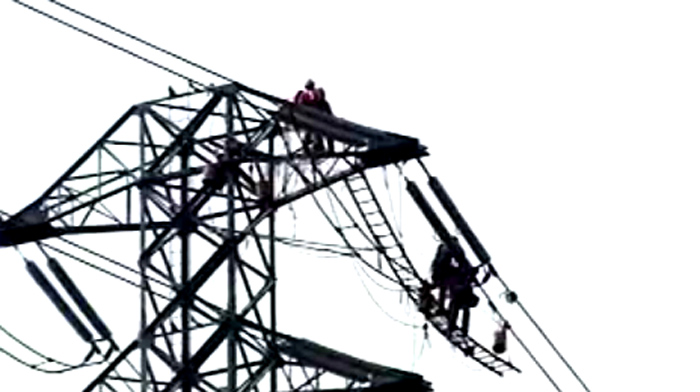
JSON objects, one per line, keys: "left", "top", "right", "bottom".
{"left": 343, "top": 172, "right": 422, "bottom": 296}
{"left": 418, "top": 288, "right": 520, "bottom": 375}
{"left": 343, "top": 171, "right": 520, "bottom": 376}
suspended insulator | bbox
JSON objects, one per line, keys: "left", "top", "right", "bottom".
{"left": 493, "top": 323, "right": 510, "bottom": 354}
{"left": 47, "top": 257, "right": 112, "bottom": 340}
{"left": 25, "top": 260, "right": 93, "bottom": 343}
{"left": 407, "top": 179, "right": 473, "bottom": 270}
{"left": 428, "top": 176, "right": 491, "bottom": 264}
{"left": 406, "top": 180, "right": 451, "bottom": 242}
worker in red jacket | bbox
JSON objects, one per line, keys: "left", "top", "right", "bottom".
{"left": 294, "top": 79, "right": 332, "bottom": 114}
{"left": 294, "top": 79, "right": 334, "bottom": 153}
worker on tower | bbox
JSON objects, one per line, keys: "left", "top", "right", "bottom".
{"left": 294, "top": 79, "right": 334, "bottom": 153}
{"left": 294, "top": 79, "right": 332, "bottom": 114}
{"left": 446, "top": 245, "right": 489, "bottom": 337}
{"left": 203, "top": 152, "right": 226, "bottom": 190}
{"left": 428, "top": 236, "right": 481, "bottom": 336}
{"left": 202, "top": 138, "right": 244, "bottom": 190}
{"left": 430, "top": 240, "right": 454, "bottom": 311}
{"left": 447, "top": 261, "right": 480, "bottom": 336}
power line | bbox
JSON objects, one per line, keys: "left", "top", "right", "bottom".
{"left": 13, "top": 0, "right": 207, "bottom": 88}
{"left": 20, "top": 0, "right": 267, "bottom": 115}
{"left": 352, "top": 259, "right": 422, "bottom": 329}
{"left": 494, "top": 271, "right": 592, "bottom": 392}
{"left": 0, "top": 323, "right": 73, "bottom": 369}
{"left": 0, "top": 322, "right": 105, "bottom": 374}
{"left": 417, "top": 161, "right": 590, "bottom": 390}
{"left": 52, "top": 237, "right": 169, "bottom": 288}
{"left": 292, "top": 161, "right": 420, "bottom": 324}
{"left": 274, "top": 236, "right": 364, "bottom": 256}
{"left": 9, "top": 2, "right": 588, "bottom": 389}
{"left": 39, "top": 241, "right": 156, "bottom": 294}
{"left": 288, "top": 156, "right": 403, "bottom": 286}
{"left": 482, "top": 296, "right": 562, "bottom": 392}
{"left": 48, "top": 0, "right": 236, "bottom": 85}
{"left": 354, "top": 255, "right": 404, "bottom": 293}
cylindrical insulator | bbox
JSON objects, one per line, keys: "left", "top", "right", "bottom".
{"left": 25, "top": 260, "right": 93, "bottom": 343}
{"left": 493, "top": 326, "right": 508, "bottom": 354}
{"left": 406, "top": 180, "right": 452, "bottom": 242}
{"left": 428, "top": 176, "right": 491, "bottom": 264}
{"left": 407, "top": 179, "right": 473, "bottom": 268}
{"left": 47, "top": 258, "right": 112, "bottom": 340}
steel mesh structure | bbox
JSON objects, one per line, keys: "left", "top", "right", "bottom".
{"left": 0, "top": 82, "right": 438, "bottom": 392}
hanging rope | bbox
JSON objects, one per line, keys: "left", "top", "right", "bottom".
{"left": 283, "top": 160, "right": 406, "bottom": 289}
{"left": 352, "top": 259, "right": 422, "bottom": 329}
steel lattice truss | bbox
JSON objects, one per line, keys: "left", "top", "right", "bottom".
{"left": 0, "top": 83, "right": 433, "bottom": 392}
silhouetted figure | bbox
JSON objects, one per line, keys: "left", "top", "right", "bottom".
{"left": 294, "top": 79, "right": 334, "bottom": 153}
{"left": 224, "top": 137, "right": 242, "bottom": 158}
{"left": 447, "top": 260, "right": 480, "bottom": 336}
{"left": 430, "top": 242, "right": 454, "bottom": 310}
{"left": 314, "top": 87, "right": 333, "bottom": 115}
{"left": 294, "top": 79, "right": 332, "bottom": 114}
{"left": 418, "top": 283, "right": 433, "bottom": 314}
{"left": 203, "top": 153, "right": 226, "bottom": 190}
{"left": 202, "top": 139, "right": 243, "bottom": 190}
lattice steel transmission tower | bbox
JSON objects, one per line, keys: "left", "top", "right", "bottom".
{"left": 1, "top": 82, "right": 455, "bottom": 392}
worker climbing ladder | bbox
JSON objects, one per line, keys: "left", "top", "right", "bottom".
{"left": 340, "top": 169, "right": 520, "bottom": 376}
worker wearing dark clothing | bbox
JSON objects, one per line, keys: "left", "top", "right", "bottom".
{"left": 418, "top": 283, "right": 433, "bottom": 314}
{"left": 429, "top": 237, "right": 480, "bottom": 336}
{"left": 447, "top": 262, "right": 480, "bottom": 336}
{"left": 430, "top": 242, "right": 453, "bottom": 310}
{"left": 203, "top": 153, "right": 226, "bottom": 190}
{"left": 202, "top": 139, "right": 246, "bottom": 190}
{"left": 314, "top": 87, "right": 333, "bottom": 115}
{"left": 448, "top": 280, "right": 479, "bottom": 336}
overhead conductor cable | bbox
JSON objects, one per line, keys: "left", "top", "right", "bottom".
{"left": 420, "top": 160, "right": 590, "bottom": 392}
{"left": 13, "top": 0, "right": 207, "bottom": 89}
{"left": 48, "top": 0, "right": 236, "bottom": 85}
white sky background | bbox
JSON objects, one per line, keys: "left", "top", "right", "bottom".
{"left": 0, "top": 1, "right": 699, "bottom": 391}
